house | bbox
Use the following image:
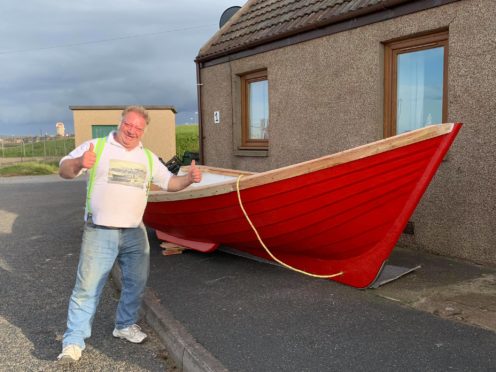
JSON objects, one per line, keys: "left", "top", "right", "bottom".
{"left": 69, "top": 105, "right": 177, "bottom": 162}
{"left": 195, "top": 0, "right": 496, "bottom": 266}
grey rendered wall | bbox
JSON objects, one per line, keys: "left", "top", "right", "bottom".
{"left": 199, "top": 0, "right": 496, "bottom": 265}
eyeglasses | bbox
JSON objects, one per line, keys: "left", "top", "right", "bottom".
{"left": 121, "top": 122, "right": 145, "bottom": 134}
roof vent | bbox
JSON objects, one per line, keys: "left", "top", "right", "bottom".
{"left": 219, "top": 6, "right": 241, "bottom": 28}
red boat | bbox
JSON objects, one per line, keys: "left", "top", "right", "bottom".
{"left": 143, "top": 123, "right": 461, "bottom": 288}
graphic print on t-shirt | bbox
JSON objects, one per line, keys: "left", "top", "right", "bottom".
{"left": 108, "top": 159, "right": 146, "bottom": 189}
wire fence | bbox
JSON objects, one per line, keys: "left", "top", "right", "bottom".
{"left": 0, "top": 136, "right": 75, "bottom": 165}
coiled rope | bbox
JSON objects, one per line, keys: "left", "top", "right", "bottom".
{"left": 236, "top": 175, "right": 344, "bottom": 279}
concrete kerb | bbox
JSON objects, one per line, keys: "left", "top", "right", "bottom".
{"left": 111, "top": 264, "right": 228, "bottom": 372}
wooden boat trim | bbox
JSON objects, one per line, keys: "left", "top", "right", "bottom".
{"left": 148, "top": 123, "right": 455, "bottom": 202}
{"left": 183, "top": 165, "right": 255, "bottom": 177}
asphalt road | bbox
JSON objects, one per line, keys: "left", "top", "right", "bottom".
{"left": 2, "top": 174, "right": 495, "bottom": 372}
{"left": 0, "top": 175, "right": 173, "bottom": 371}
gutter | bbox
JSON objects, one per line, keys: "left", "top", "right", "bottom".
{"left": 195, "top": 60, "right": 205, "bottom": 164}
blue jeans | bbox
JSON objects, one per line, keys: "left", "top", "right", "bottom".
{"left": 62, "top": 220, "right": 150, "bottom": 349}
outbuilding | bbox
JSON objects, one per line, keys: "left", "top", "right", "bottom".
{"left": 69, "top": 105, "right": 177, "bottom": 162}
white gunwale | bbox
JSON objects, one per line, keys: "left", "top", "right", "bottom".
{"left": 148, "top": 123, "right": 455, "bottom": 202}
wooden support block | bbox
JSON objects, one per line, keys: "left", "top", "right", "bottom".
{"left": 161, "top": 248, "right": 185, "bottom": 256}
{"left": 160, "top": 242, "right": 185, "bottom": 249}
{"left": 160, "top": 241, "right": 186, "bottom": 256}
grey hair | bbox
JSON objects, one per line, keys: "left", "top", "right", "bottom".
{"left": 121, "top": 105, "right": 150, "bottom": 125}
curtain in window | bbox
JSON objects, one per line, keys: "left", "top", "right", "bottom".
{"left": 248, "top": 80, "right": 269, "bottom": 140}
{"left": 396, "top": 47, "right": 444, "bottom": 134}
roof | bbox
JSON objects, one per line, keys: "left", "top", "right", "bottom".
{"left": 197, "top": 0, "right": 460, "bottom": 64}
{"left": 69, "top": 105, "right": 177, "bottom": 113}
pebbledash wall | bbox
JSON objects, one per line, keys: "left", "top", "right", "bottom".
{"left": 197, "top": 0, "right": 496, "bottom": 265}
{"left": 70, "top": 105, "right": 177, "bottom": 162}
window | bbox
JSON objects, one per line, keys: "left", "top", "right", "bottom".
{"left": 240, "top": 70, "right": 269, "bottom": 148}
{"left": 384, "top": 31, "right": 448, "bottom": 137}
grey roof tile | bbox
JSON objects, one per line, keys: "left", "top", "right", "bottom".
{"left": 197, "top": 0, "right": 418, "bottom": 61}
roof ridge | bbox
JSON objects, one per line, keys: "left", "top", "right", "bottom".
{"left": 228, "top": 0, "right": 331, "bottom": 32}
{"left": 211, "top": 0, "right": 349, "bottom": 47}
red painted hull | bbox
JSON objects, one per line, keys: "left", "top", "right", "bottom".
{"left": 144, "top": 123, "right": 461, "bottom": 288}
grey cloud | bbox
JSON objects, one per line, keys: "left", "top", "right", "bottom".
{"left": 0, "top": 0, "right": 241, "bottom": 135}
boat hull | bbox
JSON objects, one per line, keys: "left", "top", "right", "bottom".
{"left": 144, "top": 123, "right": 461, "bottom": 288}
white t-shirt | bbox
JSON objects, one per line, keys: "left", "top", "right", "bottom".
{"left": 60, "top": 132, "right": 172, "bottom": 228}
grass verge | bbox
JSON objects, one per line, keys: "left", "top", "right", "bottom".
{"left": 0, "top": 161, "right": 59, "bottom": 177}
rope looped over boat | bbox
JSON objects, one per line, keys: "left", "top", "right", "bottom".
{"left": 236, "top": 175, "right": 344, "bottom": 279}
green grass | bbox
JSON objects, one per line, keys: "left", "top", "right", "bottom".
{"left": 0, "top": 161, "right": 59, "bottom": 176}
{"left": 2, "top": 127, "right": 196, "bottom": 159}
{"left": 176, "top": 124, "right": 199, "bottom": 159}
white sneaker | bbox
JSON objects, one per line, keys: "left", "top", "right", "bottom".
{"left": 57, "top": 344, "right": 82, "bottom": 362}
{"left": 112, "top": 324, "right": 147, "bottom": 343}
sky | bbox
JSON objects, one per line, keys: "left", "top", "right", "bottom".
{"left": 0, "top": 0, "right": 242, "bottom": 136}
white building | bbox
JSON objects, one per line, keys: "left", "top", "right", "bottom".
{"left": 56, "top": 122, "right": 65, "bottom": 137}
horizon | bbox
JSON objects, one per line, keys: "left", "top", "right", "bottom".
{"left": 0, "top": 120, "right": 199, "bottom": 138}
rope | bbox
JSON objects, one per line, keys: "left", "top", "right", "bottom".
{"left": 236, "top": 175, "right": 344, "bottom": 279}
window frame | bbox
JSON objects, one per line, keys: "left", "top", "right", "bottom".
{"left": 240, "top": 69, "right": 269, "bottom": 149}
{"left": 384, "top": 30, "right": 449, "bottom": 137}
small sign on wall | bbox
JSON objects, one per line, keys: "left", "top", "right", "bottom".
{"left": 214, "top": 111, "right": 220, "bottom": 124}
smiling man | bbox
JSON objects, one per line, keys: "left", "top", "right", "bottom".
{"left": 57, "top": 105, "right": 201, "bottom": 363}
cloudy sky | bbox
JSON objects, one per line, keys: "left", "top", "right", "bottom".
{"left": 0, "top": 0, "right": 242, "bottom": 136}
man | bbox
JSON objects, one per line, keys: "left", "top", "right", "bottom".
{"left": 57, "top": 105, "right": 201, "bottom": 362}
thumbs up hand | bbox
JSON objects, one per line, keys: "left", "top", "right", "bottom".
{"left": 81, "top": 142, "right": 97, "bottom": 169}
{"left": 188, "top": 159, "right": 202, "bottom": 183}
{"left": 167, "top": 159, "right": 202, "bottom": 191}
